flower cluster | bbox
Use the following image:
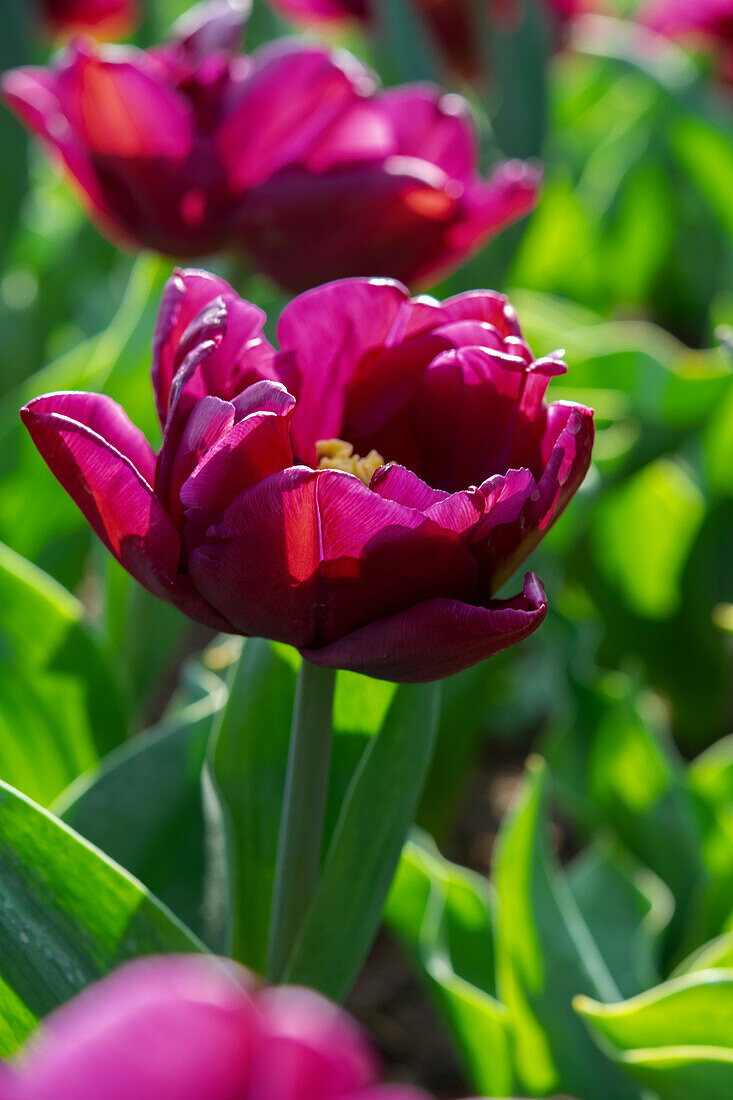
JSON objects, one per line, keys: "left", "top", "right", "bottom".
{"left": 0, "top": 956, "right": 431, "bottom": 1100}
{"left": 3, "top": 0, "right": 539, "bottom": 292}
{"left": 22, "top": 270, "right": 593, "bottom": 682}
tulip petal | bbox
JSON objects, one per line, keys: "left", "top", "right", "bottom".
{"left": 21, "top": 394, "right": 181, "bottom": 595}
{"left": 189, "top": 466, "right": 477, "bottom": 648}
{"left": 170, "top": 0, "right": 251, "bottom": 61}
{"left": 376, "top": 85, "right": 476, "bottom": 182}
{"left": 152, "top": 269, "right": 275, "bottom": 426}
{"left": 276, "top": 277, "right": 444, "bottom": 463}
{"left": 251, "top": 986, "right": 377, "bottom": 1100}
{"left": 301, "top": 573, "right": 548, "bottom": 681}
{"left": 215, "top": 43, "right": 380, "bottom": 191}
{"left": 55, "top": 43, "right": 193, "bottom": 159}
{"left": 9, "top": 957, "right": 257, "bottom": 1100}
{"left": 474, "top": 402, "right": 594, "bottom": 595}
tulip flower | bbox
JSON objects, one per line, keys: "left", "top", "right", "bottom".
{"left": 2, "top": 0, "right": 540, "bottom": 293}
{"left": 40, "top": 0, "right": 139, "bottom": 38}
{"left": 21, "top": 270, "right": 593, "bottom": 683}
{"left": 266, "top": 0, "right": 584, "bottom": 80}
{"left": 0, "top": 954, "right": 429, "bottom": 1100}
{"left": 641, "top": 0, "right": 733, "bottom": 81}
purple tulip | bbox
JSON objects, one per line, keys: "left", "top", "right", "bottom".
{"left": 21, "top": 270, "right": 593, "bottom": 682}
{"left": 2, "top": 0, "right": 540, "bottom": 292}
{"left": 0, "top": 955, "right": 430, "bottom": 1100}
{"left": 40, "top": 0, "right": 139, "bottom": 38}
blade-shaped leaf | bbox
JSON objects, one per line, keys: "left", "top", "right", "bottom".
{"left": 0, "top": 542, "right": 128, "bottom": 805}
{"left": 493, "top": 757, "right": 640, "bottom": 1099}
{"left": 0, "top": 780, "right": 202, "bottom": 1056}
{"left": 283, "top": 682, "right": 441, "bottom": 1000}
{"left": 386, "top": 834, "right": 512, "bottom": 1096}
{"left": 56, "top": 662, "right": 229, "bottom": 952}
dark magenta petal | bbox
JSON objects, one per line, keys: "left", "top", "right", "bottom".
{"left": 55, "top": 42, "right": 193, "bottom": 159}
{"left": 232, "top": 157, "right": 462, "bottom": 295}
{"left": 376, "top": 84, "right": 476, "bottom": 182}
{"left": 215, "top": 43, "right": 379, "bottom": 191}
{"left": 250, "top": 986, "right": 377, "bottom": 1100}
{"left": 8, "top": 957, "right": 257, "bottom": 1100}
{"left": 371, "top": 463, "right": 482, "bottom": 536}
{"left": 152, "top": 268, "right": 275, "bottom": 425}
{"left": 22, "top": 391, "right": 156, "bottom": 486}
{"left": 474, "top": 403, "right": 594, "bottom": 596}
{"left": 21, "top": 394, "right": 183, "bottom": 600}
{"left": 441, "top": 289, "right": 523, "bottom": 337}
{"left": 189, "top": 466, "right": 476, "bottom": 648}
{"left": 41, "top": 0, "right": 138, "bottom": 35}
{"left": 301, "top": 573, "right": 548, "bottom": 682}
{"left": 180, "top": 382, "right": 295, "bottom": 536}
{"left": 276, "top": 277, "right": 443, "bottom": 463}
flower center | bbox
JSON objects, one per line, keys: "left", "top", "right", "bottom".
{"left": 316, "top": 438, "right": 385, "bottom": 486}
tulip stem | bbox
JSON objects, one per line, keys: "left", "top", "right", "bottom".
{"left": 267, "top": 659, "right": 337, "bottom": 983}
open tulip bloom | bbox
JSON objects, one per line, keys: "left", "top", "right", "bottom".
{"left": 0, "top": 955, "right": 432, "bottom": 1100}
{"left": 22, "top": 270, "right": 593, "bottom": 684}
{"left": 22, "top": 270, "right": 593, "bottom": 978}
{"left": 2, "top": 0, "right": 540, "bottom": 292}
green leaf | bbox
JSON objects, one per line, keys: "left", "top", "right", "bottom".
{"left": 675, "top": 933, "right": 733, "bottom": 976}
{"left": 0, "top": 780, "right": 202, "bottom": 1057}
{"left": 283, "top": 682, "right": 441, "bottom": 1000}
{"left": 211, "top": 638, "right": 299, "bottom": 974}
{"left": 484, "top": 0, "right": 549, "bottom": 160}
{"left": 386, "top": 834, "right": 512, "bottom": 1096}
{"left": 57, "top": 662, "right": 229, "bottom": 952}
{"left": 575, "top": 971, "right": 733, "bottom": 1050}
{"left": 617, "top": 1047, "right": 733, "bottom": 1100}
{"left": 568, "top": 843, "right": 672, "bottom": 997}
{"left": 0, "top": 542, "right": 128, "bottom": 805}
{"left": 373, "top": 0, "right": 443, "bottom": 84}
{"left": 493, "top": 757, "right": 639, "bottom": 1099}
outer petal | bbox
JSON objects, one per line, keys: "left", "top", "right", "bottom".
{"left": 275, "top": 277, "right": 444, "bottom": 463}
{"left": 474, "top": 402, "right": 594, "bottom": 596}
{"left": 152, "top": 269, "right": 276, "bottom": 427}
{"left": 266, "top": 0, "right": 362, "bottom": 22}
{"left": 215, "top": 43, "right": 382, "bottom": 191}
{"left": 8, "top": 957, "right": 256, "bottom": 1100}
{"left": 169, "top": 0, "right": 251, "bottom": 61}
{"left": 42, "top": 0, "right": 139, "bottom": 37}
{"left": 188, "top": 466, "right": 477, "bottom": 648}
{"left": 232, "top": 156, "right": 461, "bottom": 296}
{"left": 250, "top": 986, "right": 376, "bottom": 1100}
{"left": 301, "top": 573, "right": 548, "bottom": 681}
{"left": 20, "top": 392, "right": 230, "bottom": 630}
{"left": 376, "top": 85, "right": 476, "bottom": 182}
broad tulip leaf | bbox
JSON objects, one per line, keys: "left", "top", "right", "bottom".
{"left": 386, "top": 835, "right": 512, "bottom": 1096}
{"left": 57, "top": 662, "right": 229, "bottom": 952}
{"left": 675, "top": 933, "right": 733, "bottom": 976}
{"left": 493, "top": 757, "right": 640, "bottom": 1099}
{"left": 283, "top": 682, "right": 441, "bottom": 1000}
{"left": 0, "top": 780, "right": 202, "bottom": 1057}
{"left": 576, "top": 973, "right": 733, "bottom": 1100}
{"left": 568, "top": 843, "right": 671, "bottom": 997}
{"left": 212, "top": 638, "right": 299, "bottom": 974}
{"left": 617, "top": 1047, "right": 733, "bottom": 1100}
{"left": 575, "top": 971, "right": 733, "bottom": 1051}
{"left": 0, "top": 542, "right": 127, "bottom": 805}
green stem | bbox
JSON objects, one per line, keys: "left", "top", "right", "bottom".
{"left": 267, "top": 659, "right": 337, "bottom": 982}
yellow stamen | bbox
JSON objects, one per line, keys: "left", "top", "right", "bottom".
{"left": 316, "top": 438, "right": 385, "bottom": 487}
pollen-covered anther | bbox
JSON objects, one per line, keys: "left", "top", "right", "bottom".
{"left": 316, "top": 438, "right": 385, "bottom": 486}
